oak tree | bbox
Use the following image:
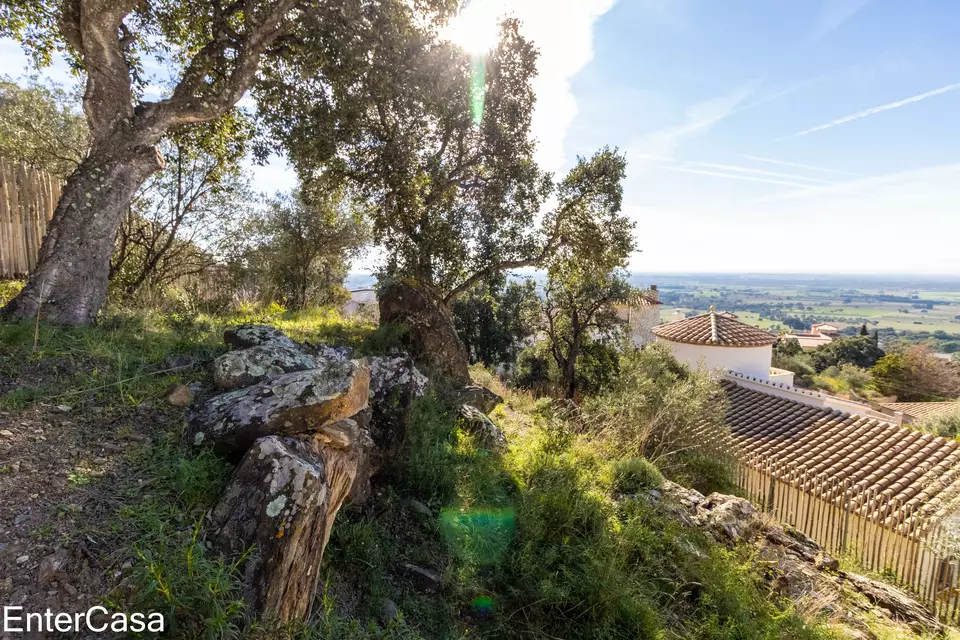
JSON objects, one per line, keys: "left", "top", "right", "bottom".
{"left": 0, "top": 0, "right": 452, "bottom": 323}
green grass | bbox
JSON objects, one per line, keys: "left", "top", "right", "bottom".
{"left": 324, "top": 387, "right": 839, "bottom": 639}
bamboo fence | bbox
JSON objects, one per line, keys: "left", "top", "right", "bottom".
{"left": 732, "top": 449, "right": 960, "bottom": 622}
{"left": 0, "top": 159, "right": 61, "bottom": 279}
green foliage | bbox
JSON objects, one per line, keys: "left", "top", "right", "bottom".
{"left": 0, "top": 280, "right": 24, "bottom": 306}
{"left": 775, "top": 337, "right": 803, "bottom": 358}
{"left": 537, "top": 149, "right": 635, "bottom": 399}
{"left": 810, "top": 336, "right": 885, "bottom": 373}
{"left": 871, "top": 345, "right": 960, "bottom": 401}
{"left": 918, "top": 408, "right": 960, "bottom": 439}
{"left": 580, "top": 344, "right": 730, "bottom": 483}
{"left": 233, "top": 189, "right": 369, "bottom": 311}
{"left": 515, "top": 341, "right": 558, "bottom": 393}
{"left": 0, "top": 76, "right": 88, "bottom": 177}
{"left": 611, "top": 458, "right": 663, "bottom": 495}
{"left": 110, "top": 118, "right": 255, "bottom": 301}
{"left": 452, "top": 278, "right": 538, "bottom": 368}
{"left": 105, "top": 435, "right": 243, "bottom": 639}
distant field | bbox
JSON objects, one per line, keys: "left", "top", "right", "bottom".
{"left": 654, "top": 279, "right": 960, "bottom": 336}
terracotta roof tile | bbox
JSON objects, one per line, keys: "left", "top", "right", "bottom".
{"left": 652, "top": 309, "right": 777, "bottom": 347}
{"left": 717, "top": 380, "right": 960, "bottom": 531}
{"left": 879, "top": 402, "right": 960, "bottom": 422}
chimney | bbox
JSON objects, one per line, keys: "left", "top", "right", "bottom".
{"left": 649, "top": 284, "right": 659, "bottom": 300}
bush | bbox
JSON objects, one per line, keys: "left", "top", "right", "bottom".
{"left": 611, "top": 458, "right": 662, "bottom": 494}
{"left": 919, "top": 409, "right": 960, "bottom": 439}
{"left": 580, "top": 344, "right": 728, "bottom": 470}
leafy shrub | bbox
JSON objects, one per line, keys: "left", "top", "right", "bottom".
{"left": 0, "top": 279, "right": 24, "bottom": 306}
{"left": 580, "top": 344, "right": 728, "bottom": 466}
{"left": 919, "top": 408, "right": 960, "bottom": 439}
{"left": 611, "top": 458, "right": 662, "bottom": 494}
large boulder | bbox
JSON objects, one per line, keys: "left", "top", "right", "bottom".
{"left": 693, "top": 492, "right": 760, "bottom": 542}
{"left": 224, "top": 324, "right": 301, "bottom": 351}
{"left": 377, "top": 282, "right": 470, "bottom": 386}
{"left": 212, "top": 344, "right": 318, "bottom": 391}
{"left": 210, "top": 429, "right": 368, "bottom": 622}
{"left": 186, "top": 359, "right": 370, "bottom": 456}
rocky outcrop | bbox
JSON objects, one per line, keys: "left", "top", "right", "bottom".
{"left": 192, "top": 325, "right": 423, "bottom": 626}
{"left": 454, "top": 386, "right": 502, "bottom": 414}
{"left": 210, "top": 432, "right": 367, "bottom": 621}
{"left": 211, "top": 343, "right": 318, "bottom": 391}
{"left": 224, "top": 323, "right": 301, "bottom": 351}
{"left": 187, "top": 360, "right": 370, "bottom": 456}
{"left": 458, "top": 404, "right": 507, "bottom": 450}
{"left": 656, "top": 481, "right": 943, "bottom": 637}
{"left": 377, "top": 281, "right": 470, "bottom": 386}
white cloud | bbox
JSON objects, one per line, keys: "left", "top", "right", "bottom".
{"left": 778, "top": 81, "right": 960, "bottom": 140}
{"left": 444, "top": 0, "right": 618, "bottom": 174}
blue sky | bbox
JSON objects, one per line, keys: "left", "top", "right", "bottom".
{"left": 2, "top": 0, "right": 958, "bottom": 276}
{"left": 560, "top": 0, "right": 960, "bottom": 275}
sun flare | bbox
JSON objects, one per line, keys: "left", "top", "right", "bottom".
{"left": 443, "top": 0, "right": 504, "bottom": 54}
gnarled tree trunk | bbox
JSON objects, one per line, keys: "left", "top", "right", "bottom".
{"left": 2, "top": 135, "right": 164, "bottom": 324}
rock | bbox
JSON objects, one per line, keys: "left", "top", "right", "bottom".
{"left": 379, "top": 598, "right": 399, "bottom": 624}
{"left": 165, "top": 354, "right": 199, "bottom": 371}
{"left": 693, "top": 492, "right": 759, "bottom": 542}
{"left": 458, "top": 405, "right": 507, "bottom": 450}
{"left": 62, "top": 582, "right": 78, "bottom": 597}
{"left": 0, "top": 577, "right": 12, "bottom": 594}
{"left": 454, "top": 386, "right": 502, "bottom": 414}
{"left": 0, "top": 429, "right": 13, "bottom": 437}
{"left": 844, "top": 573, "right": 942, "bottom": 636}
{"left": 377, "top": 282, "right": 470, "bottom": 386}
{"left": 55, "top": 405, "right": 72, "bottom": 413}
{"left": 224, "top": 324, "right": 301, "bottom": 351}
{"left": 407, "top": 498, "right": 433, "bottom": 519}
{"left": 167, "top": 384, "right": 194, "bottom": 407}
{"left": 211, "top": 344, "right": 318, "bottom": 391}
{"left": 400, "top": 563, "right": 442, "bottom": 591}
{"left": 186, "top": 359, "right": 370, "bottom": 456}
{"left": 37, "top": 549, "right": 68, "bottom": 586}
{"left": 15, "top": 555, "right": 29, "bottom": 564}
{"left": 211, "top": 431, "right": 368, "bottom": 623}
{"left": 13, "top": 513, "right": 29, "bottom": 526}
{"left": 814, "top": 550, "right": 840, "bottom": 572}
{"left": 366, "top": 356, "right": 427, "bottom": 462}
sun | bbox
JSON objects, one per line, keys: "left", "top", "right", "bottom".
{"left": 442, "top": 0, "right": 504, "bottom": 54}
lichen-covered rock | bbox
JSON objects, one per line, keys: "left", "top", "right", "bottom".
{"left": 210, "top": 432, "right": 367, "bottom": 622}
{"left": 186, "top": 359, "right": 370, "bottom": 456}
{"left": 693, "top": 492, "right": 759, "bottom": 542}
{"left": 454, "top": 386, "right": 502, "bottom": 414}
{"left": 377, "top": 281, "right": 470, "bottom": 385}
{"left": 211, "top": 344, "right": 318, "bottom": 391}
{"left": 458, "top": 404, "right": 507, "bottom": 450}
{"left": 224, "top": 324, "right": 301, "bottom": 351}
{"left": 367, "top": 356, "right": 426, "bottom": 460}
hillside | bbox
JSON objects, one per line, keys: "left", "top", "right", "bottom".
{"left": 0, "top": 307, "right": 949, "bottom": 639}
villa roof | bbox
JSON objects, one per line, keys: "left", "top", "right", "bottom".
{"left": 879, "top": 402, "right": 960, "bottom": 423}
{"left": 718, "top": 380, "right": 960, "bottom": 528}
{"left": 631, "top": 291, "right": 662, "bottom": 306}
{"left": 652, "top": 309, "right": 777, "bottom": 347}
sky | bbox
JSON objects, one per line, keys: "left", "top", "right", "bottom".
{"left": 2, "top": 0, "right": 959, "bottom": 276}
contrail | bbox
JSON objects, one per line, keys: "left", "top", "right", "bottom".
{"left": 657, "top": 165, "right": 818, "bottom": 189}
{"left": 741, "top": 155, "right": 866, "bottom": 177}
{"left": 778, "top": 81, "right": 960, "bottom": 140}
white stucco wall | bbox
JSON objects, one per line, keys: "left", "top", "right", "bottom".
{"left": 660, "top": 339, "right": 773, "bottom": 380}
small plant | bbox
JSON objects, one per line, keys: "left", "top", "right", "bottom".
{"left": 610, "top": 457, "right": 662, "bottom": 494}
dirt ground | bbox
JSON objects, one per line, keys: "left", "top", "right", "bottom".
{"left": 0, "top": 394, "right": 186, "bottom": 639}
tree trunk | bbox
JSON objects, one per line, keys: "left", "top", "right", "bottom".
{"left": 1, "top": 138, "right": 164, "bottom": 324}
